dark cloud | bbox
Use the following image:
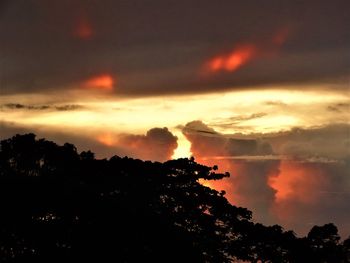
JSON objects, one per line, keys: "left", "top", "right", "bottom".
{"left": 265, "top": 124, "right": 350, "bottom": 160}
{"left": 327, "top": 102, "right": 350, "bottom": 112}
{"left": 183, "top": 121, "right": 350, "bottom": 236}
{"left": 0, "top": 103, "right": 84, "bottom": 111}
{"left": 0, "top": 122, "right": 177, "bottom": 162}
{"left": 264, "top": 101, "right": 288, "bottom": 107}
{"left": 183, "top": 121, "right": 273, "bottom": 157}
{"left": 117, "top": 128, "right": 178, "bottom": 161}
{"left": 209, "top": 113, "right": 267, "bottom": 129}
{"left": 0, "top": 0, "right": 349, "bottom": 96}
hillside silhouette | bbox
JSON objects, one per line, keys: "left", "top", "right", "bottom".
{"left": 0, "top": 134, "right": 349, "bottom": 262}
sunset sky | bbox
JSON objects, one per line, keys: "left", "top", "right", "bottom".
{"left": 0, "top": 0, "right": 349, "bottom": 237}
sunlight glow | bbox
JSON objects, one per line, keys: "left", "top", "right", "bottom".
{"left": 171, "top": 132, "right": 192, "bottom": 159}
{"left": 1, "top": 87, "right": 348, "bottom": 158}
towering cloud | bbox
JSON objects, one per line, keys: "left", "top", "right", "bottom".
{"left": 183, "top": 121, "right": 350, "bottom": 236}
{"left": 115, "top": 128, "right": 178, "bottom": 162}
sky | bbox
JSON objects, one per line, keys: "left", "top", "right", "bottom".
{"left": 0, "top": 0, "right": 349, "bottom": 237}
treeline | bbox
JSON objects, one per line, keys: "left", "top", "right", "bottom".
{"left": 0, "top": 134, "right": 349, "bottom": 262}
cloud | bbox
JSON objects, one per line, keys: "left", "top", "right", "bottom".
{"left": 183, "top": 121, "right": 273, "bottom": 157}
{"left": 327, "top": 102, "right": 350, "bottom": 112}
{"left": 83, "top": 74, "right": 115, "bottom": 91}
{"left": 0, "top": 0, "right": 349, "bottom": 96}
{"left": 116, "top": 128, "right": 178, "bottom": 161}
{"left": 1, "top": 103, "right": 84, "bottom": 111}
{"left": 202, "top": 26, "right": 292, "bottom": 74}
{"left": 270, "top": 159, "right": 350, "bottom": 236}
{"left": 0, "top": 122, "right": 178, "bottom": 162}
{"left": 266, "top": 124, "right": 350, "bottom": 160}
{"left": 209, "top": 112, "right": 267, "bottom": 129}
{"left": 183, "top": 121, "right": 350, "bottom": 237}
{"left": 205, "top": 44, "right": 258, "bottom": 73}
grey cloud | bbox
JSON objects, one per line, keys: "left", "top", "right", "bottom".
{"left": 183, "top": 121, "right": 274, "bottom": 157}
{"left": 0, "top": 0, "right": 349, "bottom": 96}
{"left": 0, "top": 103, "right": 84, "bottom": 111}
{"left": 0, "top": 122, "right": 177, "bottom": 162}
{"left": 265, "top": 124, "right": 350, "bottom": 160}
{"left": 209, "top": 113, "right": 267, "bottom": 129}
{"left": 183, "top": 120, "right": 219, "bottom": 136}
{"left": 117, "top": 127, "right": 178, "bottom": 162}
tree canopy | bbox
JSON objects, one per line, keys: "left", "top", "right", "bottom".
{"left": 0, "top": 134, "right": 349, "bottom": 262}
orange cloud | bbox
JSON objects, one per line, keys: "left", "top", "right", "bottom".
{"left": 268, "top": 161, "right": 329, "bottom": 226}
{"left": 96, "top": 133, "right": 116, "bottom": 146}
{"left": 204, "top": 27, "right": 292, "bottom": 75}
{"left": 207, "top": 44, "right": 258, "bottom": 73}
{"left": 95, "top": 128, "right": 178, "bottom": 162}
{"left": 269, "top": 161, "right": 327, "bottom": 204}
{"left": 84, "top": 74, "right": 115, "bottom": 91}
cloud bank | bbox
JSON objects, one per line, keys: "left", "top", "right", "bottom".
{"left": 183, "top": 121, "right": 350, "bottom": 237}
{"left": 0, "top": 0, "right": 349, "bottom": 96}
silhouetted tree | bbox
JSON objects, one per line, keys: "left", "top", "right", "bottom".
{"left": 0, "top": 134, "right": 348, "bottom": 262}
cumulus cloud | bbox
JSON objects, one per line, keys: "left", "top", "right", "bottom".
{"left": 115, "top": 128, "right": 178, "bottom": 162}
{"left": 266, "top": 124, "right": 350, "bottom": 160}
{"left": 183, "top": 121, "right": 350, "bottom": 237}
{"left": 183, "top": 120, "right": 273, "bottom": 157}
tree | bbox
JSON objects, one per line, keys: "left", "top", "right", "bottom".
{"left": 0, "top": 134, "right": 347, "bottom": 262}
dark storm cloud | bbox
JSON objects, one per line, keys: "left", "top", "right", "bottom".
{"left": 0, "top": 0, "right": 349, "bottom": 96}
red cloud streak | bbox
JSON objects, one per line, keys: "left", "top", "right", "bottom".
{"left": 208, "top": 44, "right": 258, "bottom": 73}
{"left": 84, "top": 74, "right": 115, "bottom": 91}
{"left": 204, "top": 27, "right": 291, "bottom": 74}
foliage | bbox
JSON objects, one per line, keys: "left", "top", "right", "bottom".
{"left": 0, "top": 134, "right": 349, "bottom": 262}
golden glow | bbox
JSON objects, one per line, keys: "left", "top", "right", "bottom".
{"left": 96, "top": 133, "right": 116, "bottom": 146}
{"left": 0, "top": 87, "right": 348, "bottom": 158}
{"left": 171, "top": 132, "right": 192, "bottom": 159}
